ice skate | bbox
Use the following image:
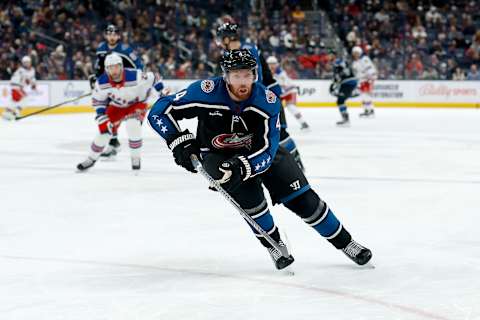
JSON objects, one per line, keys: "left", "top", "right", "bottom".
{"left": 101, "top": 138, "right": 120, "bottom": 157}
{"left": 300, "top": 122, "right": 310, "bottom": 131}
{"left": 336, "top": 112, "right": 350, "bottom": 126}
{"left": 341, "top": 240, "right": 372, "bottom": 266}
{"left": 359, "top": 109, "right": 375, "bottom": 118}
{"left": 2, "top": 108, "right": 20, "bottom": 121}
{"left": 268, "top": 241, "right": 295, "bottom": 271}
{"left": 76, "top": 157, "right": 96, "bottom": 172}
{"left": 131, "top": 157, "right": 141, "bottom": 171}
{"left": 100, "top": 145, "right": 117, "bottom": 158}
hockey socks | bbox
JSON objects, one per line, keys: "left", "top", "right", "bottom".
{"left": 244, "top": 200, "right": 294, "bottom": 269}
{"left": 284, "top": 190, "right": 351, "bottom": 249}
{"left": 244, "top": 199, "right": 281, "bottom": 248}
{"left": 89, "top": 133, "right": 111, "bottom": 160}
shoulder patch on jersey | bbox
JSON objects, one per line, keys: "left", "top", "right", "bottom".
{"left": 97, "top": 73, "right": 109, "bottom": 85}
{"left": 265, "top": 89, "right": 277, "bottom": 104}
{"left": 121, "top": 44, "right": 129, "bottom": 50}
{"left": 124, "top": 69, "right": 138, "bottom": 82}
{"left": 201, "top": 79, "right": 215, "bottom": 93}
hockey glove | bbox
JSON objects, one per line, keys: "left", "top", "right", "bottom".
{"left": 96, "top": 114, "right": 113, "bottom": 134}
{"left": 169, "top": 130, "right": 200, "bottom": 173}
{"left": 217, "top": 156, "right": 251, "bottom": 192}
{"left": 329, "top": 83, "right": 339, "bottom": 96}
{"left": 88, "top": 74, "right": 97, "bottom": 90}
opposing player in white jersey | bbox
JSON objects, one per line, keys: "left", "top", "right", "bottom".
{"left": 351, "top": 46, "right": 377, "bottom": 117}
{"left": 2, "top": 56, "right": 36, "bottom": 121}
{"left": 266, "top": 56, "right": 310, "bottom": 130}
{"left": 76, "top": 53, "right": 165, "bottom": 172}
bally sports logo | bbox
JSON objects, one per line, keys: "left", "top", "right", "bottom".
{"left": 212, "top": 133, "right": 253, "bottom": 150}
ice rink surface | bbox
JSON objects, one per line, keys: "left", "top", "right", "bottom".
{"left": 1, "top": 108, "right": 479, "bottom": 320}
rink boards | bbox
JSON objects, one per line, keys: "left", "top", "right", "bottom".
{"left": 1, "top": 79, "right": 479, "bottom": 115}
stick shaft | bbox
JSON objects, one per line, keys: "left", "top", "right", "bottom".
{"left": 16, "top": 92, "right": 91, "bottom": 120}
{"left": 191, "top": 155, "right": 289, "bottom": 257}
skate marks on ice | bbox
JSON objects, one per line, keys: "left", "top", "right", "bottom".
{"left": 0, "top": 254, "right": 451, "bottom": 320}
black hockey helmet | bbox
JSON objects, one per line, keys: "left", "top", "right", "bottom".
{"left": 220, "top": 49, "right": 257, "bottom": 73}
{"left": 105, "top": 24, "right": 120, "bottom": 34}
{"left": 216, "top": 22, "right": 239, "bottom": 41}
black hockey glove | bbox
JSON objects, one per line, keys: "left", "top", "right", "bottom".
{"left": 217, "top": 156, "right": 251, "bottom": 192}
{"left": 168, "top": 130, "right": 200, "bottom": 173}
{"left": 329, "top": 82, "right": 339, "bottom": 96}
{"left": 88, "top": 74, "right": 97, "bottom": 90}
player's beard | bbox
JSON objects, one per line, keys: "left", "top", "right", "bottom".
{"left": 228, "top": 84, "right": 252, "bottom": 101}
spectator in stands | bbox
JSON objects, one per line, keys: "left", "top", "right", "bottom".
{"left": 452, "top": 67, "right": 466, "bottom": 80}
{"left": 466, "top": 31, "right": 480, "bottom": 62}
{"left": 421, "top": 67, "right": 439, "bottom": 80}
{"left": 412, "top": 17, "right": 427, "bottom": 40}
{"left": 438, "top": 62, "right": 449, "bottom": 80}
{"left": 406, "top": 53, "right": 424, "bottom": 79}
{"left": 466, "top": 64, "right": 480, "bottom": 80}
{"left": 1, "top": 1, "right": 478, "bottom": 81}
{"left": 292, "top": 6, "right": 305, "bottom": 23}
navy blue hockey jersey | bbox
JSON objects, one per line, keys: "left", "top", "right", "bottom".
{"left": 95, "top": 42, "right": 144, "bottom": 76}
{"left": 148, "top": 77, "right": 282, "bottom": 177}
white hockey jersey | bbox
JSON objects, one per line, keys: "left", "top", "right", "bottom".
{"left": 352, "top": 55, "right": 377, "bottom": 81}
{"left": 92, "top": 68, "right": 163, "bottom": 114}
{"left": 10, "top": 66, "right": 36, "bottom": 89}
{"left": 273, "top": 67, "right": 297, "bottom": 97}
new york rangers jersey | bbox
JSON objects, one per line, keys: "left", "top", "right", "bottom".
{"left": 352, "top": 55, "right": 377, "bottom": 81}
{"left": 148, "top": 77, "right": 282, "bottom": 178}
{"left": 272, "top": 67, "right": 297, "bottom": 97}
{"left": 92, "top": 69, "right": 163, "bottom": 115}
{"left": 10, "top": 66, "right": 36, "bottom": 89}
{"left": 95, "top": 42, "right": 144, "bottom": 76}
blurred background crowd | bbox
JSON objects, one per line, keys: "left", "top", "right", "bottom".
{"left": 1, "top": 0, "right": 479, "bottom": 81}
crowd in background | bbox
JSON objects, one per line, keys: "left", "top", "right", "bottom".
{"left": 329, "top": 0, "right": 480, "bottom": 80}
{"left": 1, "top": 0, "right": 479, "bottom": 81}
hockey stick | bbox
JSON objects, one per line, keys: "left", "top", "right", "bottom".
{"left": 190, "top": 155, "right": 290, "bottom": 258}
{"left": 15, "top": 92, "right": 92, "bottom": 121}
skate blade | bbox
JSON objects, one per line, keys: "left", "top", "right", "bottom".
{"left": 100, "top": 157, "right": 117, "bottom": 162}
{"left": 281, "top": 265, "right": 295, "bottom": 276}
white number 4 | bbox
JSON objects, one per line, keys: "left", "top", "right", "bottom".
{"left": 276, "top": 115, "right": 281, "bottom": 130}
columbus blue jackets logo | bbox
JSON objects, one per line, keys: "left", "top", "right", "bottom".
{"left": 266, "top": 89, "right": 276, "bottom": 103}
{"left": 212, "top": 133, "right": 253, "bottom": 150}
{"left": 201, "top": 80, "right": 215, "bottom": 93}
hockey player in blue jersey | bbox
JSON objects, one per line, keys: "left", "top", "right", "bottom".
{"left": 94, "top": 24, "right": 144, "bottom": 79}
{"left": 148, "top": 49, "right": 372, "bottom": 270}
{"left": 330, "top": 54, "right": 359, "bottom": 126}
{"left": 216, "top": 22, "right": 305, "bottom": 172}
{"left": 90, "top": 24, "right": 145, "bottom": 157}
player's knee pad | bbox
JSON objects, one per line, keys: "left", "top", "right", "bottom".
{"left": 125, "top": 118, "right": 142, "bottom": 134}
{"left": 283, "top": 189, "right": 321, "bottom": 219}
